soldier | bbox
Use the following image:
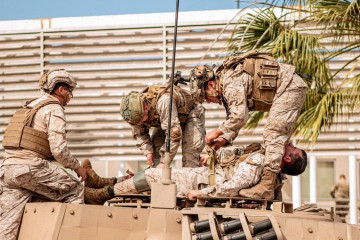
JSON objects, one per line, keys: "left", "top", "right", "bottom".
{"left": 330, "top": 174, "right": 350, "bottom": 222}
{"left": 189, "top": 51, "right": 308, "bottom": 200}
{"left": 119, "top": 84, "right": 206, "bottom": 168}
{"left": 83, "top": 142, "right": 307, "bottom": 204}
{"left": 0, "top": 69, "right": 86, "bottom": 240}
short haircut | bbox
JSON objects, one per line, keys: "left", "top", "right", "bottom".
{"left": 282, "top": 150, "right": 307, "bottom": 176}
{"left": 339, "top": 174, "right": 346, "bottom": 180}
{"left": 52, "top": 82, "right": 70, "bottom": 93}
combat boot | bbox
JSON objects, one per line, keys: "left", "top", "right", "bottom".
{"left": 84, "top": 186, "right": 114, "bottom": 205}
{"left": 239, "top": 169, "right": 277, "bottom": 200}
{"left": 82, "top": 158, "right": 117, "bottom": 188}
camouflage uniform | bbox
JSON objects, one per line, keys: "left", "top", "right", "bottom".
{"left": 114, "top": 148, "right": 265, "bottom": 198}
{"left": 219, "top": 63, "right": 308, "bottom": 173}
{"left": 330, "top": 179, "right": 350, "bottom": 221}
{"left": 132, "top": 95, "right": 206, "bottom": 167}
{"left": 0, "top": 94, "right": 84, "bottom": 240}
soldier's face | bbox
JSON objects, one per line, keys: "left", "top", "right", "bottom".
{"left": 56, "top": 85, "right": 73, "bottom": 106}
{"left": 137, "top": 104, "right": 149, "bottom": 125}
{"left": 283, "top": 143, "right": 303, "bottom": 163}
{"left": 204, "top": 81, "right": 220, "bottom": 104}
{"left": 64, "top": 88, "right": 73, "bottom": 105}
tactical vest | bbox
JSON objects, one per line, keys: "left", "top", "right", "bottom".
{"left": 216, "top": 50, "right": 280, "bottom": 112}
{"left": 2, "top": 98, "right": 62, "bottom": 159}
{"left": 141, "top": 85, "right": 195, "bottom": 127}
{"left": 217, "top": 143, "right": 264, "bottom": 181}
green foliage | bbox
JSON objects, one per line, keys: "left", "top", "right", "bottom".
{"left": 229, "top": 0, "right": 360, "bottom": 145}
{"left": 244, "top": 111, "right": 266, "bottom": 130}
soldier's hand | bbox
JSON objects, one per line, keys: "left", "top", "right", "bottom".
{"left": 205, "top": 128, "right": 223, "bottom": 144}
{"left": 147, "top": 153, "right": 155, "bottom": 166}
{"left": 187, "top": 190, "right": 202, "bottom": 201}
{"left": 200, "top": 154, "right": 209, "bottom": 166}
{"left": 212, "top": 138, "right": 228, "bottom": 150}
{"left": 74, "top": 166, "right": 87, "bottom": 182}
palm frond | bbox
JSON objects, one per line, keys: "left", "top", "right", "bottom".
{"left": 227, "top": 0, "right": 360, "bottom": 144}
{"left": 311, "top": 0, "right": 360, "bottom": 39}
{"left": 271, "top": 30, "right": 330, "bottom": 82}
{"left": 294, "top": 90, "right": 349, "bottom": 144}
{"left": 342, "top": 75, "right": 360, "bottom": 111}
{"left": 244, "top": 111, "right": 266, "bottom": 130}
{"left": 228, "top": 9, "right": 284, "bottom": 51}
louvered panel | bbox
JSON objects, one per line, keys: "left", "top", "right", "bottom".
{"left": 1, "top": 11, "right": 360, "bottom": 171}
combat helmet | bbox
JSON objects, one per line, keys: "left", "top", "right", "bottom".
{"left": 120, "top": 91, "right": 147, "bottom": 125}
{"left": 39, "top": 69, "right": 77, "bottom": 93}
{"left": 189, "top": 65, "right": 216, "bottom": 103}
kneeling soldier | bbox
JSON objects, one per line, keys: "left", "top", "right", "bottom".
{"left": 0, "top": 69, "right": 86, "bottom": 239}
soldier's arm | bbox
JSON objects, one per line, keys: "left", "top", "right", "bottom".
{"left": 330, "top": 183, "right": 337, "bottom": 198}
{"left": 132, "top": 125, "right": 154, "bottom": 156}
{"left": 218, "top": 77, "right": 250, "bottom": 144}
{"left": 157, "top": 95, "right": 182, "bottom": 162}
{"left": 47, "top": 105, "right": 80, "bottom": 170}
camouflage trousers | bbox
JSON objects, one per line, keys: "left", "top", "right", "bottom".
{"left": 264, "top": 74, "right": 308, "bottom": 172}
{"left": 0, "top": 160, "right": 84, "bottom": 240}
{"left": 114, "top": 167, "right": 209, "bottom": 197}
{"left": 152, "top": 103, "right": 206, "bottom": 168}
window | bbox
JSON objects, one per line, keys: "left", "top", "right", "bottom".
{"left": 301, "top": 159, "right": 335, "bottom": 199}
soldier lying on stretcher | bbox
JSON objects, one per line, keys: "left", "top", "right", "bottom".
{"left": 83, "top": 143, "right": 307, "bottom": 205}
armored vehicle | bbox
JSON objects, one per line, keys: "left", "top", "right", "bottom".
{"left": 17, "top": 194, "right": 360, "bottom": 239}
{"left": 10, "top": 1, "right": 360, "bottom": 239}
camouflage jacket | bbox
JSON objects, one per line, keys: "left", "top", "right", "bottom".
{"left": 330, "top": 180, "right": 349, "bottom": 199}
{"left": 2, "top": 94, "right": 80, "bottom": 170}
{"left": 201, "top": 146, "right": 285, "bottom": 198}
{"left": 218, "top": 62, "right": 298, "bottom": 143}
{"left": 131, "top": 94, "right": 181, "bottom": 162}
{"left": 200, "top": 150, "right": 265, "bottom": 197}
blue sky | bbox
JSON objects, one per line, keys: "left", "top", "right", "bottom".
{"left": 0, "top": 0, "right": 242, "bottom": 21}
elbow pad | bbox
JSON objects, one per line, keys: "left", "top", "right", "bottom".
{"left": 170, "top": 126, "right": 182, "bottom": 141}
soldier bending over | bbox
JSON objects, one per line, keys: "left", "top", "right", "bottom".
{"left": 119, "top": 84, "right": 206, "bottom": 168}
{"left": 189, "top": 51, "right": 308, "bottom": 200}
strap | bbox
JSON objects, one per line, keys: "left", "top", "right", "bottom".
{"left": 207, "top": 144, "right": 218, "bottom": 186}
{"left": 24, "top": 99, "right": 61, "bottom": 126}
{"left": 244, "top": 143, "right": 262, "bottom": 154}
{"left": 229, "top": 165, "right": 235, "bottom": 177}
{"left": 224, "top": 167, "right": 231, "bottom": 181}
{"left": 218, "top": 143, "right": 264, "bottom": 178}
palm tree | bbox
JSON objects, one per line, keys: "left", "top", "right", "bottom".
{"left": 228, "top": 0, "right": 360, "bottom": 145}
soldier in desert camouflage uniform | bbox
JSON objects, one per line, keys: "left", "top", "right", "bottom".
{"left": 330, "top": 174, "right": 350, "bottom": 222}
{"left": 189, "top": 51, "right": 308, "bottom": 200}
{"left": 0, "top": 69, "right": 86, "bottom": 240}
{"left": 119, "top": 84, "right": 206, "bottom": 168}
{"left": 83, "top": 142, "right": 307, "bottom": 204}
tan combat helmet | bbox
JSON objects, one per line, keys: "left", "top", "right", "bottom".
{"left": 39, "top": 69, "right": 77, "bottom": 93}
{"left": 189, "top": 65, "right": 216, "bottom": 103}
{"left": 120, "top": 91, "right": 146, "bottom": 125}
